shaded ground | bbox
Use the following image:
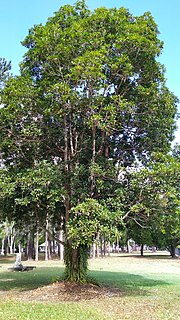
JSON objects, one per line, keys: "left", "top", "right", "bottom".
{"left": 1, "top": 281, "right": 122, "bottom": 302}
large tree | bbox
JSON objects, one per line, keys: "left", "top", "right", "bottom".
{"left": 0, "top": 1, "right": 178, "bottom": 281}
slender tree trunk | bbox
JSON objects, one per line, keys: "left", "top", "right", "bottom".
{"left": 168, "top": 244, "right": 176, "bottom": 258}
{"left": 107, "top": 241, "right": 111, "bottom": 257}
{"left": 116, "top": 238, "right": 120, "bottom": 253}
{"left": 127, "top": 239, "right": 131, "bottom": 253}
{"left": 4, "top": 236, "right": 8, "bottom": 256}
{"left": 52, "top": 237, "right": 56, "bottom": 255}
{"left": 18, "top": 243, "right": 22, "bottom": 255}
{"left": 1, "top": 238, "right": 5, "bottom": 255}
{"left": 48, "top": 239, "right": 52, "bottom": 260}
{"left": 103, "top": 235, "right": 106, "bottom": 256}
{"left": 100, "top": 235, "right": 104, "bottom": 258}
{"left": 27, "top": 229, "right": 34, "bottom": 260}
{"left": 45, "top": 217, "right": 49, "bottom": 261}
{"left": 9, "top": 235, "right": 14, "bottom": 254}
{"left": 90, "top": 123, "right": 96, "bottom": 196}
{"left": 96, "top": 232, "right": 100, "bottom": 258}
{"left": 92, "top": 242, "right": 96, "bottom": 259}
{"left": 35, "top": 222, "right": 39, "bottom": 262}
{"left": 59, "top": 230, "right": 64, "bottom": 261}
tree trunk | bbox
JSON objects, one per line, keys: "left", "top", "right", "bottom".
{"left": 45, "top": 218, "right": 49, "bottom": 261}
{"left": 1, "top": 238, "right": 5, "bottom": 255}
{"left": 35, "top": 222, "right": 39, "bottom": 262}
{"left": 140, "top": 244, "right": 144, "bottom": 256}
{"left": 107, "top": 241, "right": 111, "bottom": 257}
{"left": 4, "top": 236, "right": 8, "bottom": 256}
{"left": 103, "top": 235, "right": 106, "bottom": 256}
{"left": 96, "top": 232, "right": 100, "bottom": 258}
{"left": 168, "top": 244, "right": 176, "bottom": 258}
{"left": 92, "top": 242, "right": 96, "bottom": 259}
{"left": 18, "top": 243, "right": 22, "bottom": 255}
{"left": 27, "top": 229, "right": 34, "bottom": 260}
{"left": 48, "top": 239, "right": 52, "bottom": 260}
{"left": 64, "top": 241, "right": 88, "bottom": 282}
{"left": 59, "top": 230, "right": 64, "bottom": 260}
{"left": 9, "top": 235, "right": 14, "bottom": 254}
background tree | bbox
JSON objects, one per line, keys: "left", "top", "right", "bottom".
{"left": 127, "top": 153, "right": 180, "bottom": 257}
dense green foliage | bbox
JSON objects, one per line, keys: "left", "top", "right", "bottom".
{"left": 127, "top": 152, "right": 180, "bottom": 256}
{"left": 0, "top": 1, "right": 179, "bottom": 280}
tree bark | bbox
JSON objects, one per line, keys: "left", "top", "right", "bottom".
{"left": 45, "top": 217, "right": 49, "bottom": 261}
{"left": 1, "top": 238, "right": 5, "bottom": 255}
{"left": 168, "top": 244, "right": 176, "bottom": 258}
{"left": 92, "top": 242, "right": 96, "bottom": 259}
{"left": 107, "top": 241, "right": 111, "bottom": 257}
{"left": 27, "top": 228, "right": 34, "bottom": 260}
{"left": 59, "top": 230, "right": 64, "bottom": 260}
{"left": 35, "top": 222, "right": 39, "bottom": 262}
{"left": 64, "top": 241, "right": 88, "bottom": 282}
{"left": 96, "top": 232, "right": 100, "bottom": 258}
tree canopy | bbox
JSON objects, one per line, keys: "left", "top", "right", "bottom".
{"left": 0, "top": 1, "right": 178, "bottom": 280}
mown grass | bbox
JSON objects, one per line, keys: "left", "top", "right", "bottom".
{"left": 0, "top": 267, "right": 63, "bottom": 291}
{"left": 0, "top": 253, "right": 179, "bottom": 320}
{"left": 0, "top": 302, "right": 105, "bottom": 320}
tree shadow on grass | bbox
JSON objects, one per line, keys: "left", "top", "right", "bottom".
{"left": 89, "top": 270, "right": 169, "bottom": 297}
{"left": 0, "top": 267, "right": 64, "bottom": 291}
{"left": 130, "top": 254, "right": 172, "bottom": 260}
{"left": 109, "top": 253, "right": 172, "bottom": 260}
{"left": 0, "top": 267, "right": 169, "bottom": 297}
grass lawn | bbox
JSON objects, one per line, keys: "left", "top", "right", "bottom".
{"left": 0, "top": 252, "right": 179, "bottom": 320}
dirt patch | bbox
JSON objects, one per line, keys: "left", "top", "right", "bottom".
{"left": 4, "top": 281, "right": 122, "bottom": 303}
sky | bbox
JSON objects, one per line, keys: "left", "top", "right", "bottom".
{"left": 0, "top": 0, "right": 179, "bottom": 144}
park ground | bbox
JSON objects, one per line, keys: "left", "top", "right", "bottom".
{"left": 0, "top": 252, "right": 179, "bottom": 320}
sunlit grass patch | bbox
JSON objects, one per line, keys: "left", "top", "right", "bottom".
{"left": 0, "top": 301, "right": 106, "bottom": 320}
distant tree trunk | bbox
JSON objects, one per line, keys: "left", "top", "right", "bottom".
{"left": 1, "top": 238, "right": 5, "bottom": 255}
{"left": 45, "top": 217, "right": 49, "bottom": 261}
{"left": 140, "top": 244, "right": 144, "bottom": 256}
{"left": 52, "top": 238, "right": 56, "bottom": 255}
{"left": 27, "top": 229, "right": 34, "bottom": 260}
{"left": 103, "top": 234, "right": 106, "bottom": 257}
{"left": 35, "top": 222, "right": 39, "bottom": 262}
{"left": 100, "top": 235, "right": 103, "bottom": 258}
{"left": 9, "top": 235, "right": 14, "bottom": 254}
{"left": 127, "top": 239, "right": 132, "bottom": 253}
{"left": 168, "top": 244, "right": 176, "bottom": 258}
{"left": 48, "top": 239, "right": 52, "bottom": 260}
{"left": 92, "top": 242, "right": 96, "bottom": 259}
{"left": 18, "top": 243, "right": 22, "bottom": 254}
{"left": 116, "top": 238, "right": 120, "bottom": 253}
{"left": 59, "top": 230, "right": 64, "bottom": 260}
{"left": 7, "top": 225, "right": 14, "bottom": 255}
{"left": 107, "top": 241, "right": 111, "bottom": 257}
{"left": 4, "top": 236, "right": 8, "bottom": 256}
{"left": 96, "top": 232, "right": 100, "bottom": 258}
